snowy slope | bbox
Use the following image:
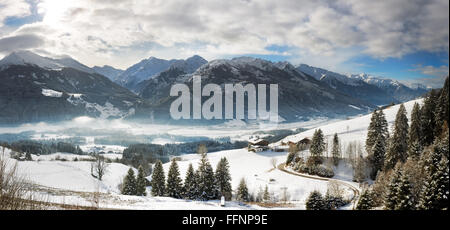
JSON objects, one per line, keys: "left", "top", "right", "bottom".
{"left": 0, "top": 51, "right": 94, "bottom": 73}
{"left": 278, "top": 99, "right": 423, "bottom": 154}
{"left": 163, "top": 148, "right": 354, "bottom": 205}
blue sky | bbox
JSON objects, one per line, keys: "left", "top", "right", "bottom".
{"left": 0, "top": 0, "right": 448, "bottom": 87}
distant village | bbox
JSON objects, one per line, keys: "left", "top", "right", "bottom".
{"left": 248, "top": 136, "right": 311, "bottom": 153}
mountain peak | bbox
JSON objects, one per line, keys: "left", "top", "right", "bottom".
{"left": 0, "top": 50, "right": 93, "bottom": 73}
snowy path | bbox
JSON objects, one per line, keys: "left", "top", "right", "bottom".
{"left": 277, "top": 163, "right": 360, "bottom": 209}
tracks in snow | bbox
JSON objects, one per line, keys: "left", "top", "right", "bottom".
{"left": 277, "top": 163, "right": 360, "bottom": 209}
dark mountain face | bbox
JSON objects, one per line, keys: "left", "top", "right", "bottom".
{"left": 0, "top": 51, "right": 428, "bottom": 125}
{"left": 115, "top": 55, "right": 207, "bottom": 92}
{"left": 138, "top": 57, "right": 376, "bottom": 123}
{"left": 296, "top": 64, "right": 429, "bottom": 106}
{"left": 92, "top": 65, "right": 124, "bottom": 81}
{"left": 362, "top": 79, "right": 429, "bottom": 102}
{"left": 318, "top": 75, "right": 400, "bottom": 106}
{"left": 0, "top": 65, "right": 151, "bottom": 124}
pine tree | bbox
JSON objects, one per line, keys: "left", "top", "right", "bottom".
{"left": 166, "top": 158, "right": 183, "bottom": 198}
{"left": 136, "top": 165, "right": 147, "bottom": 196}
{"left": 356, "top": 188, "right": 373, "bottom": 210}
{"left": 197, "top": 153, "right": 217, "bottom": 200}
{"left": 353, "top": 154, "right": 366, "bottom": 182}
{"left": 193, "top": 169, "right": 201, "bottom": 199}
{"left": 121, "top": 168, "right": 137, "bottom": 195}
{"left": 25, "top": 152, "right": 32, "bottom": 161}
{"left": 310, "top": 129, "right": 325, "bottom": 163}
{"left": 367, "top": 109, "right": 389, "bottom": 180}
{"left": 421, "top": 89, "right": 440, "bottom": 146}
{"left": 435, "top": 77, "right": 449, "bottom": 136}
{"left": 305, "top": 190, "right": 325, "bottom": 210}
{"left": 215, "top": 157, "right": 232, "bottom": 200}
{"left": 367, "top": 109, "right": 389, "bottom": 150}
{"left": 331, "top": 133, "right": 341, "bottom": 166}
{"left": 385, "top": 104, "right": 409, "bottom": 170}
{"left": 407, "top": 140, "right": 423, "bottom": 160}
{"left": 369, "top": 134, "right": 385, "bottom": 180}
{"left": 151, "top": 160, "right": 166, "bottom": 196}
{"left": 419, "top": 156, "right": 449, "bottom": 210}
{"left": 408, "top": 102, "right": 422, "bottom": 159}
{"left": 183, "top": 163, "right": 197, "bottom": 199}
{"left": 395, "top": 170, "right": 414, "bottom": 210}
{"left": 378, "top": 110, "right": 390, "bottom": 141}
{"left": 236, "top": 178, "right": 249, "bottom": 202}
{"left": 384, "top": 164, "right": 402, "bottom": 210}
{"left": 366, "top": 110, "right": 379, "bottom": 153}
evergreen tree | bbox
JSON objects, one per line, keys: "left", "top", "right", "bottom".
{"left": 353, "top": 154, "right": 366, "bottom": 182}
{"left": 384, "top": 164, "right": 402, "bottom": 210}
{"left": 435, "top": 77, "right": 449, "bottom": 136}
{"left": 356, "top": 188, "right": 373, "bottom": 210}
{"left": 419, "top": 156, "right": 449, "bottom": 210}
{"left": 378, "top": 110, "right": 390, "bottom": 141}
{"left": 408, "top": 140, "right": 423, "bottom": 160}
{"left": 331, "top": 133, "right": 341, "bottom": 166}
{"left": 197, "top": 153, "right": 217, "bottom": 200}
{"left": 310, "top": 129, "right": 325, "bottom": 161}
{"left": 366, "top": 110, "right": 379, "bottom": 153}
{"left": 286, "top": 152, "right": 295, "bottom": 166}
{"left": 151, "top": 160, "right": 166, "bottom": 196}
{"left": 395, "top": 170, "right": 414, "bottom": 210}
{"left": 369, "top": 134, "right": 385, "bottom": 180}
{"left": 236, "top": 178, "right": 249, "bottom": 202}
{"left": 408, "top": 102, "right": 422, "bottom": 159}
{"left": 183, "top": 163, "right": 197, "bottom": 199}
{"left": 121, "top": 168, "right": 137, "bottom": 195}
{"left": 215, "top": 157, "right": 232, "bottom": 200}
{"left": 385, "top": 104, "right": 409, "bottom": 170}
{"left": 305, "top": 190, "right": 325, "bottom": 210}
{"left": 421, "top": 89, "right": 440, "bottom": 146}
{"left": 367, "top": 109, "right": 389, "bottom": 180}
{"left": 136, "top": 165, "right": 147, "bottom": 196}
{"left": 166, "top": 158, "right": 183, "bottom": 198}
{"left": 25, "top": 152, "right": 32, "bottom": 161}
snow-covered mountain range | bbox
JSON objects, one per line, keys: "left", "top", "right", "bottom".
{"left": 296, "top": 64, "right": 429, "bottom": 105}
{"left": 138, "top": 56, "right": 376, "bottom": 123}
{"left": 0, "top": 51, "right": 433, "bottom": 124}
{"left": 115, "top": 55, "right": 207, "bottom": 91}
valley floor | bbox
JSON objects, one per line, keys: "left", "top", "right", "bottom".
{"left": 2, "top": 147, "right": 357, "bottom": 210}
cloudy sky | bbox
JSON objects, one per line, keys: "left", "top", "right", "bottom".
{"left": 0, "top": 0, "right": 448, "bottom": 87}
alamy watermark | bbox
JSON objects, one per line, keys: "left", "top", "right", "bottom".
{"left": 169, "top": 75, "right": 279, "bottom": 122}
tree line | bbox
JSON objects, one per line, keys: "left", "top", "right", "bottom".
{"left": 357, "top": 77, "right": 449, "bottom": 210}
{"left": 121, "top": 153, "right": 242, "bottom": 201}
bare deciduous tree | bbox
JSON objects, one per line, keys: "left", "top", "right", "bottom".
{"left": 91, "top": 154, "right": 108, "bottom": 181}
{"left": 327, "top": 180, "right": 344, "bottom": 198}
{"left": 270, "top": 158, "right": 278, "bottom": 169}
{"left": 280, "top": 187, "right": 290, "bottom": 203}
{"left": 1, "top": 148, "right": 45, "bottom": 210}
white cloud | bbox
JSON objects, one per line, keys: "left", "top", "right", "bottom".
{"left": 0, "top": 0, "right": 31, "bottom": 26}
{"left": 0, "top": 33, "right": 45, "bottom": 52}
{"left": 408, "top": 64, "right": 449, "bottom": 88}
{"left": 410, "top": 64, "right": 449, "bottom": 77}
{"left": 0, "top": 0, "right": 448, "bottom": 69}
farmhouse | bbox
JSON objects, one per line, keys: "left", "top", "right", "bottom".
{"left": 248, "top": 137, "right": 269, "bottom": 152}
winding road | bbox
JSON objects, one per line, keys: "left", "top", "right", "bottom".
{"left": 277, "top": 163, "right": 361, "bottom": 209}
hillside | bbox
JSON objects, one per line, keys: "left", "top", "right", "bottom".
{"left": 278, "top": 98, "right": 423, "bottom": 154}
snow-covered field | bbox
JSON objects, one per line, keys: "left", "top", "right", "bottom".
{"left": 1, "top": 146, "right": 353, "bottom": 209}
{"left": 0, "top": 99, "right": 422, "bottom": 209}
{"left": 163, "top": 149, "right": 354, "bottom": 205}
